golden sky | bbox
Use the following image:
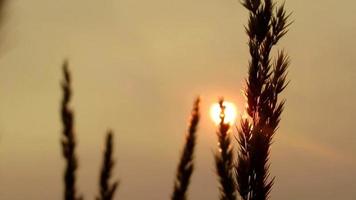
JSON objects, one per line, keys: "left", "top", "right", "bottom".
{"left": 0, "top": 0, "right": 356, "bottom": 199}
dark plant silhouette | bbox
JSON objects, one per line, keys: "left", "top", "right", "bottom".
{"left": 97, "top": 130, "right": 119, "bottom": 200}
{"left": 215, "top": 99, "right": 237, "bottom": 200}
{"left": 60, "top": 61, "right": 83, "bottom": 200}
{"left": 171, "top": 97, "right": 200, "bottom": 200}
{"left": 236, "top": 1, "right": 291, "bottom": 200}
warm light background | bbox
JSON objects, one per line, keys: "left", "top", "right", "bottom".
{"left": 0, "top": 0, "right": 355, "bottom": 199}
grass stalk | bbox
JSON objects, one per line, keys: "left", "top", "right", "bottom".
{"left": 236, "top": 1, "right": 291, "bottom": 199}
{"left": 171, "top": 97, "right": 200, "bottom": 200}
{"left": 97, "top": 130, "right": 119, "bottom": 200}
{"left": 60, "top": 61, "right": 83, "bottom": 200}
{"left": 215, "top": 99, "right": 237, "bottom": 200}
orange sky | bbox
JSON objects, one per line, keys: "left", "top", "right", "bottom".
{"left": 0, "top": 0, "right": 356, "bottom": 199}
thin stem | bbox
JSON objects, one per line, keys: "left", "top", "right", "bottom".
{"left": 60, "top": 61, "right": 82, "bottom": 200}
{"left": 97, "top": 131, "right": 119, "bottom": 200}
{"left": 215, "top": 99, "right": 237, "bottom": 200}
{"left": 171, "top": 97, "right": 200, "bottom": 200}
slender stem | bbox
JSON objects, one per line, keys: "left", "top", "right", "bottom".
{"left": 60, "top": 61, "right": 82, "bottom": 200}
{"left": 171, "top": 97, "right": 200, "bottom": 200}
{"left": 97, "top": 131, "right": 119, "bottom": 200}
{"left": 215, "top": 99, "right": 236, "bottom": 200}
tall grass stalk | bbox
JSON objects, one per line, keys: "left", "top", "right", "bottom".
{"left": 236, "top": 1, "right": 291, "bottom": 199}
{"left": 171, "top": 98, "right": 200, "bottom": 200}
{"left": 97, "top": 130, "right": 119, "bottom": 200}
{"left": 215, "top": 99, "right": 237, "bottom": 200}
{"left": 60, "top": 61, "right": 83, "bottom": 200}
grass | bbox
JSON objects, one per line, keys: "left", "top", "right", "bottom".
{"left": 236, "top": 0, "right": 291, "bottom": 199}
{"left": 61, "top": 61, "right": 119, "bottom": 200}
{"left": 171, "top": 97, "right": 200, "bottom": 200}
{"left": 214, "top": 98, "right": 237, "bottom": 200}
{"left": 56, "top": 0, "right": 292, "bottom": 198}
{"left": 97, "top": 130, "right": 119, "bottom": 200}
{"left": 0, "top": 0, "right": 294, "bottom": 198}
{"left": 60, "top": 61, "right": 83, "bottom": 200}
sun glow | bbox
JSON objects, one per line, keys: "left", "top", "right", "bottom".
{"left": 210, "top": 101, "right": 237, "bottom": 125}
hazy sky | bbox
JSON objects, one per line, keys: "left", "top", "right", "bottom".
{"left": 0, "top": 0, "right": 356, "bottom": 199}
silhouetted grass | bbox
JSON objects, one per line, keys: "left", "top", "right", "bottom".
{"left": 236, "top": 0, "right": 291, "bottom": 200}
{"left": 60, "top": 61, "right": 83, "bottom": 200}
{"left": 97, "top": 130, "right": 119, "bottom": 200}
{"left": 171, "top": 97, "right": 200, "bottom": 200}
{"left": 215, "top": 99, "right": 237, "bottom": 200}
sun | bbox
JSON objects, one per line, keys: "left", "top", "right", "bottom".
{"left": 210, "top": 101, "right": 237, "bottom": 125}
